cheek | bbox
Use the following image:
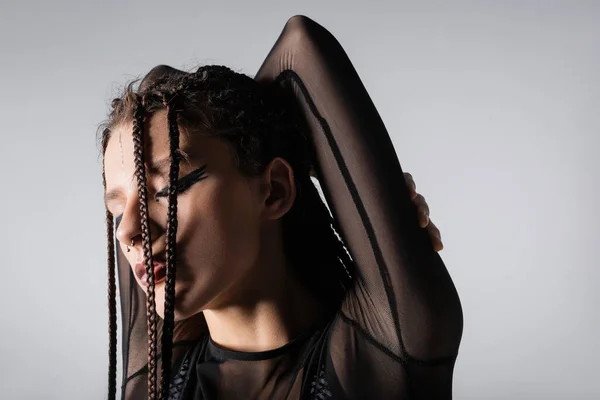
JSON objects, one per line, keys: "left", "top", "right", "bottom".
{"left": 181, "top": 180, "right": 262, "bottom": 270}
{"left": 170, "top": 181, "right": 262, "bottom": 316}
{"left": 213, "top": 184, "right": 262, "bottom": 263}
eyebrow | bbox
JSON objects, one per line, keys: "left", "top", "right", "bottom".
{"left": 104, "top": 149, "right": 193, "bottom": 205}
{"left": 147, "top": 154, "right": 175, "bottom": 176}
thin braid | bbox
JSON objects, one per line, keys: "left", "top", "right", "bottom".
{"left": 159, "top": 92, "right": 181, "bottom": 399}
{"left": 102, "top": 129, "right": 118, "bottom": 400}
{"left": 99, "top": 68, "right": 359, "bottom": 399}
{"left": 105, "top": 212, "right": 117, "bottom": 400}
{"left": 131, "top": 95, "right": 159, "bottom": 400}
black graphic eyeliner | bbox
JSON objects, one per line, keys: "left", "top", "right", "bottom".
{"left": 113, "top": 164, "right": 208, "bottom": 223}
{"left": 154, "top": 164, "right": 208, "bottom": 200}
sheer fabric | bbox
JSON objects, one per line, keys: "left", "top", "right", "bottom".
{"left": 115, "top": 15, "right": 463, "bottom": 400}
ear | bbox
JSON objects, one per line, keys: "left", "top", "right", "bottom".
{"left": 259, "top": 157, "right": 296, "bottom": 221}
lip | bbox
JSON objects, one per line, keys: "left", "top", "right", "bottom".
{"left": 134, "top": 257, "right": 167, "bottom": 287}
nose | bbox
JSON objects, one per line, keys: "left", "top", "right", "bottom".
{"left": 115, "top": 182, "right": 166, "bottom": 259}
{"left": 117, "top": 192, "right": 167, "bottom": 253}
{"left": 115, "top": 193, "right": 143, "bottom": 251}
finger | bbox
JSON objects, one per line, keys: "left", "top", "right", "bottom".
{"left": 426, "top": 220, "right": 441, "bottom": 240}
{"left": 413, "top": 194, "right": 430, "bottom": 227}
{"left": 432, "top": 237, "right": 444, "bottom": 252}
{"left": 426, "top": 221, "right": 443, "bottom": 251}
{"left": 418, "top": 210, "right": 429, "bottom": 228}
{"left": 414, "top": 194, "right": 430, "bottom": 215}
{"left": 404, "top": 172, "right": 417, "bottom": 199}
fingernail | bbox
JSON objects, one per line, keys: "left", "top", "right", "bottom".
{"left": 419, "top": 212, "right": 428, "bottom": 227}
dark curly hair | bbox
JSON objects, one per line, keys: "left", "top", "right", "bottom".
{"left": 98, "top": 64, "right": 354, "bottom": 399}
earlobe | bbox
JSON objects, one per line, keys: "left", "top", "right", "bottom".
{"left": 262, "top": 157, "right": 296, "bottom": 220}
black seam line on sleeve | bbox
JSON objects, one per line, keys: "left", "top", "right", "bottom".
{"left": 274, "top": 69, "right": 409, "bottom": 361}
{"left": 339, "top": 311, "right": 458, "bottom": 367}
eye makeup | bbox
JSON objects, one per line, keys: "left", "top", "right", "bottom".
{"left": 113, "top": 164, "right": 208, "bottom": 224}
{"left": 154, "top": 164, "right": 208, "bottom": 200}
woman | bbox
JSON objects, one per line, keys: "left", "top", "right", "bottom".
{"left": 100, "top": 16, "right": 462, "bottom": 400}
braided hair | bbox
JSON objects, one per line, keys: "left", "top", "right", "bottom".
{"left": 98, "top": 65, "right": 355, "bottom": 399}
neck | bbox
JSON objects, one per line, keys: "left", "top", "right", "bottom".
{"left": 203, "top": 229, "right": 324, "bottom": 353}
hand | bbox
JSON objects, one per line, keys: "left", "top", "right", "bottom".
{"left": 404, "top": 172, "right": 443, "bottom": 252}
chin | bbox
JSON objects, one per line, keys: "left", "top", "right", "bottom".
{"left": 145, "top": 281, "right": 207, "bottom": 323}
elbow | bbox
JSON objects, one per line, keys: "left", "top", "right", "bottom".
{"left": 403, "top": 285, "right": 464, "bottom": 362}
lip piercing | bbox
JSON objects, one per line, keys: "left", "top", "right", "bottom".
{"left": 126, "top": 239, "right": 134, "bottom": 252}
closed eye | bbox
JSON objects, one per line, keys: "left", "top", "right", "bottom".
{"left": 154, "top": 164, "right": 208, "bottom": 200}
{"left": 112, "top": 165, "right": 208, "bottom": 224}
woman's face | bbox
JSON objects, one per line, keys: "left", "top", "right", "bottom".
{"left": 103, "top": 110, "right": 276, "bottom": 320}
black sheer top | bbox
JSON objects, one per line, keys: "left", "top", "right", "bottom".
{"left": 116, "top": 15, "right": 463, "bottom": 400}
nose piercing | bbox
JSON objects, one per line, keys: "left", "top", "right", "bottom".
{"left": 126, "top": 239, "right": 134, "bottom": 252}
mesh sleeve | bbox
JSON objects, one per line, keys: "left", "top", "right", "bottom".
{"left": 255, "top": 15, "right": 464, "bottom": 399}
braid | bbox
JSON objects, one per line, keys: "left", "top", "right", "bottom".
{"left": 144, "top": 65, "right": 356, "bottom": 309}
{"left": 131, "top": 95, "right": 159, "bottom": 400}
{"left": 99, "top": 64, "right": 359, "bottom": 399}
{"left": 102, "top": 128, "right": 118, "bottom": 400}
{"left": 159, "top": 92, "right": 181, "bottom": 399}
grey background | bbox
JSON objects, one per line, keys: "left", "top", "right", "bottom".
{"left": 1, "top": 0, "right": 598, "bottom": 399}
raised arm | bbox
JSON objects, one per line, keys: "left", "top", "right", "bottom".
{"left": 255, "top": 14, "right": 463, "bottom": 379}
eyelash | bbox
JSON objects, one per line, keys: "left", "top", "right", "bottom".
{"left": 153, "top": 164, "right": 208, "bottom": 201}
{"left": 114, "top": 164, "right": 208, "bottom": 223}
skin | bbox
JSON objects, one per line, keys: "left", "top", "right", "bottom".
{"left": 103, "top": 110, "right": 442, "bottom": 353}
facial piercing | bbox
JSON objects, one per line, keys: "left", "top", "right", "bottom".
{"left": 126, "top": 239, "right": 134, "bottom": 252}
